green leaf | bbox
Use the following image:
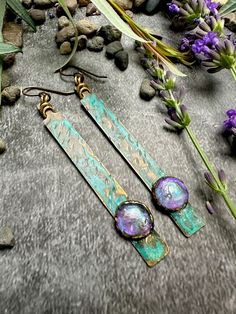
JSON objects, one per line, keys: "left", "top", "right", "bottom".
{"left": 55, "top": 0, "right": 79, "bottom": 71}
{"left": 6, "top": 0, "right": 36, "bottom": 31}
{"left": 219, "top": 0, "right": 236, "bottom": 17}
{"left": 90, "top": 0, "right": 147, "bottom": 42}
{"left": 0, "top": 0, "right": 6, "bottom": 43}
{"left": 0, "top": 42, "right": 21, "bottom": 55}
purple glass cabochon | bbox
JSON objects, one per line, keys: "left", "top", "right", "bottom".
{"left": 115, "top": 201, "right": 154, "bottom": 239}
{"left": 152, "top": 176, "right": 189, "bottom": 212}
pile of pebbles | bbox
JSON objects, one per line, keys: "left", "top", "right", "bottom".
{"left": 56, "top": 17, "right": 129, "bottom": 71}
{"left": 1, "top": 0, "right": 150, "bottom": 154}
{"left": 21, "top": 0, "right": 163, "bottom": 18}
{"left": 105, "top": 0, "right": 162, "bottom": 15}
{"left": 1, "top": 11, "right": 22, "bottom": 108}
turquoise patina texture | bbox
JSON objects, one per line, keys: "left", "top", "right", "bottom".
{"left": 82, "top": 94, "right": 165, "bottom": 190}
{"left": 81, "top": 93, "right": 205, "bottom": 237}
{"left": 44, "top": 111, "right": 169, "bottom": 267}
{"left": 170, "top": 203, "right": 205, "bottom": 237}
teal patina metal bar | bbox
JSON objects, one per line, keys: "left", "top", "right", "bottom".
{"left": 81, "top": 93, "right": 205, "bottom": 237}
{"left": 43, "top": 110, "right": 169, "bottom": 267}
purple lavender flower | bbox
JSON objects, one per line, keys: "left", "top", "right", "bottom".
{"left": 167, "top": 3, "right": 180, "bottom": 14}
{"left": 224, "top": 109, "right": 236, "bottom": 136}
{"left": 206, "top": 201, "right": 215, "bottom": 214}
{"left": 179, "top": 34, "right": 196, "bottom": 52}
{"left": 165, "top": 105, "right": 191, "bottom": 129}
{"left": 192, "top": 39, "right": 206, "bottom": 54}
{"left": 202, "top": 39, "right": 236, "bottom": 73}
{"left": 192, "top": 32, "right": 219, "bottom": 56}
{"left": 204, "top": 32, "right": 219, "bottom": 46}
{"left": 205, "top": 0, "right": 220, "bottom": 16}
{"left": 218, "top": 169, "right": 227, "bottom": 187}
{"left": 167, "top": 108, "right": 180, "bottom": 122}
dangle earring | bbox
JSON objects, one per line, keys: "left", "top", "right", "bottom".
{"left": 22, "top": 87, "right": 169, "bottom": 267}
{"left": 59, "top": 66, "right": 206, "bottom": 238}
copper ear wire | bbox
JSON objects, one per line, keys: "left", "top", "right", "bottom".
{"left": 22, "top": 65, "right": 107, "bottom": 115}
{"left": 74, "top": 73, "right": 92, "bottom": 99}
{"left": 37, "top": 93, "right": 56, "bottom": 119}
{"left": 59, "top": 65, "right": 107, "bottom": 99}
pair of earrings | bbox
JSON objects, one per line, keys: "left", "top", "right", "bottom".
{"left": 22, "top": 66, "right": 205, "bottom": 267}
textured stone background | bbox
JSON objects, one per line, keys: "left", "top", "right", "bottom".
{"left": 0, "top": 10, "right": 236, "bottom": 314}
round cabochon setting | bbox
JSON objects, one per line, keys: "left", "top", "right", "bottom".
{"left": 115, "top": 201, "right": 154, "bottom": 240}
{"left": 152, "top": 176, "right": 189, "bottom": 212}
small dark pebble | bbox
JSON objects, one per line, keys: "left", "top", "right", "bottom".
{"left": 22, "top": 0, "right": 33, "bottom": 9}
{"left": 3, "top": 53, "right": 16, "bottom": 69}
{"left": 29, "top": 9, "right": 46, "bottom": 25}
{"left": 145, "top": 0, "right": 161, "bottom": 14}
{"left": 56, "top": 1, "right": 77, "bottom": 17}
{"left": 2, "top": 86, "right": 21, "bottom": 105}
{"left": 55, "top": 26, "right": 75, "bottom": 45}
{"left": 140, "top": 78, "right": 156, "bottom": 100}
{"left": 0, "top": 138, "right": 6, "bottom": 154}
{"left": 97, "top": 25, "right": 122, "bottom": 44}
{"left": 106, "top": 41, "right": 124, "bottom": 59}
{"left": 72, "top": 35, "right": 88, "bottom": 51}
{"left": 0, "top": 227, "right": 15, "bottom": 249}
{"left": 87, "top": 36, "right": 104, "bottom": 52}
{"left": 34, "top": 0, "right": 55, "bottom": 9}
{"left": 4, "top": 8, "right": 17, "bottom": 22}
{"left": 86, "top": 3, "right": 99, "bottom": 16}
{"left": 114, "top": 50, "right": 129, "bottom": 71}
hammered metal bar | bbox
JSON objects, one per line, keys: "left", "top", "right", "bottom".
{"left": 81, "top": 93, "right": 205, "bottom": 237}
{"left": 43, "top": 111, "right": 169, "bottom": 267}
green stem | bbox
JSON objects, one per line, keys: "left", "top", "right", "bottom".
{"left": 230, "top": 66, "right": 236, "bottom": 82}
{"left": 185, "top": 125, "right": 236, "bottom": 219}
{"left": 164, "top": 72, "right": 236, "bottom": 218}
{"left": 107, "top": 0, "right": 188, "bottom": 63}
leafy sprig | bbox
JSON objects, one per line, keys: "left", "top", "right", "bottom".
{"left": 90, "top": 0, "right": 191, "bottom": 76}
{"left": 167, "top": 0, "right": 236, "bottom": 82}
{"left": 139, "top": 50, "right": 236, "bottom": 219}
{"left": 219, "top": 0, "right": 236, "bottom": 17}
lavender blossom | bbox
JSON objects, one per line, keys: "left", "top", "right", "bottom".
{"left": 205, "top": 0, "right": 220, "bottom": 16}
{"left": 170, "top": 0, "right": 210, "bottom": 27}
{"left": 179, "top": 34, "right": 196, "bottom": 52}
{"left": 165, "top": 106, "right": 191, "bottom": 129}
{"left": 204, "top": 172, "right": 217, "bottom": 189}
{"left": 218, "top": 169, "right": 227, "bottom": 188}
{"left": 167, "top": 3, "right": 180, "bottom": 14}
{"left": 168, "top": 1, "right": 236, "bottom": 80}
{"left": 192, "top": 31, "right": 219, "bottom": 56}
{"left": 197, "top": 15, "right": 224, "bottom": 37}
{"left": 223, "top": 109, "right": 236, "bottom": 136}
{"left": 202, "top": 39, "right": 236, "bottom": 73}
{"left": 206, "top": 201, "right": 215, "bottom": 214}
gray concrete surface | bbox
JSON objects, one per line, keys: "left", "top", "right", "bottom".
{"left": 0, "top": 10, "right": 236, "bottom": 314}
